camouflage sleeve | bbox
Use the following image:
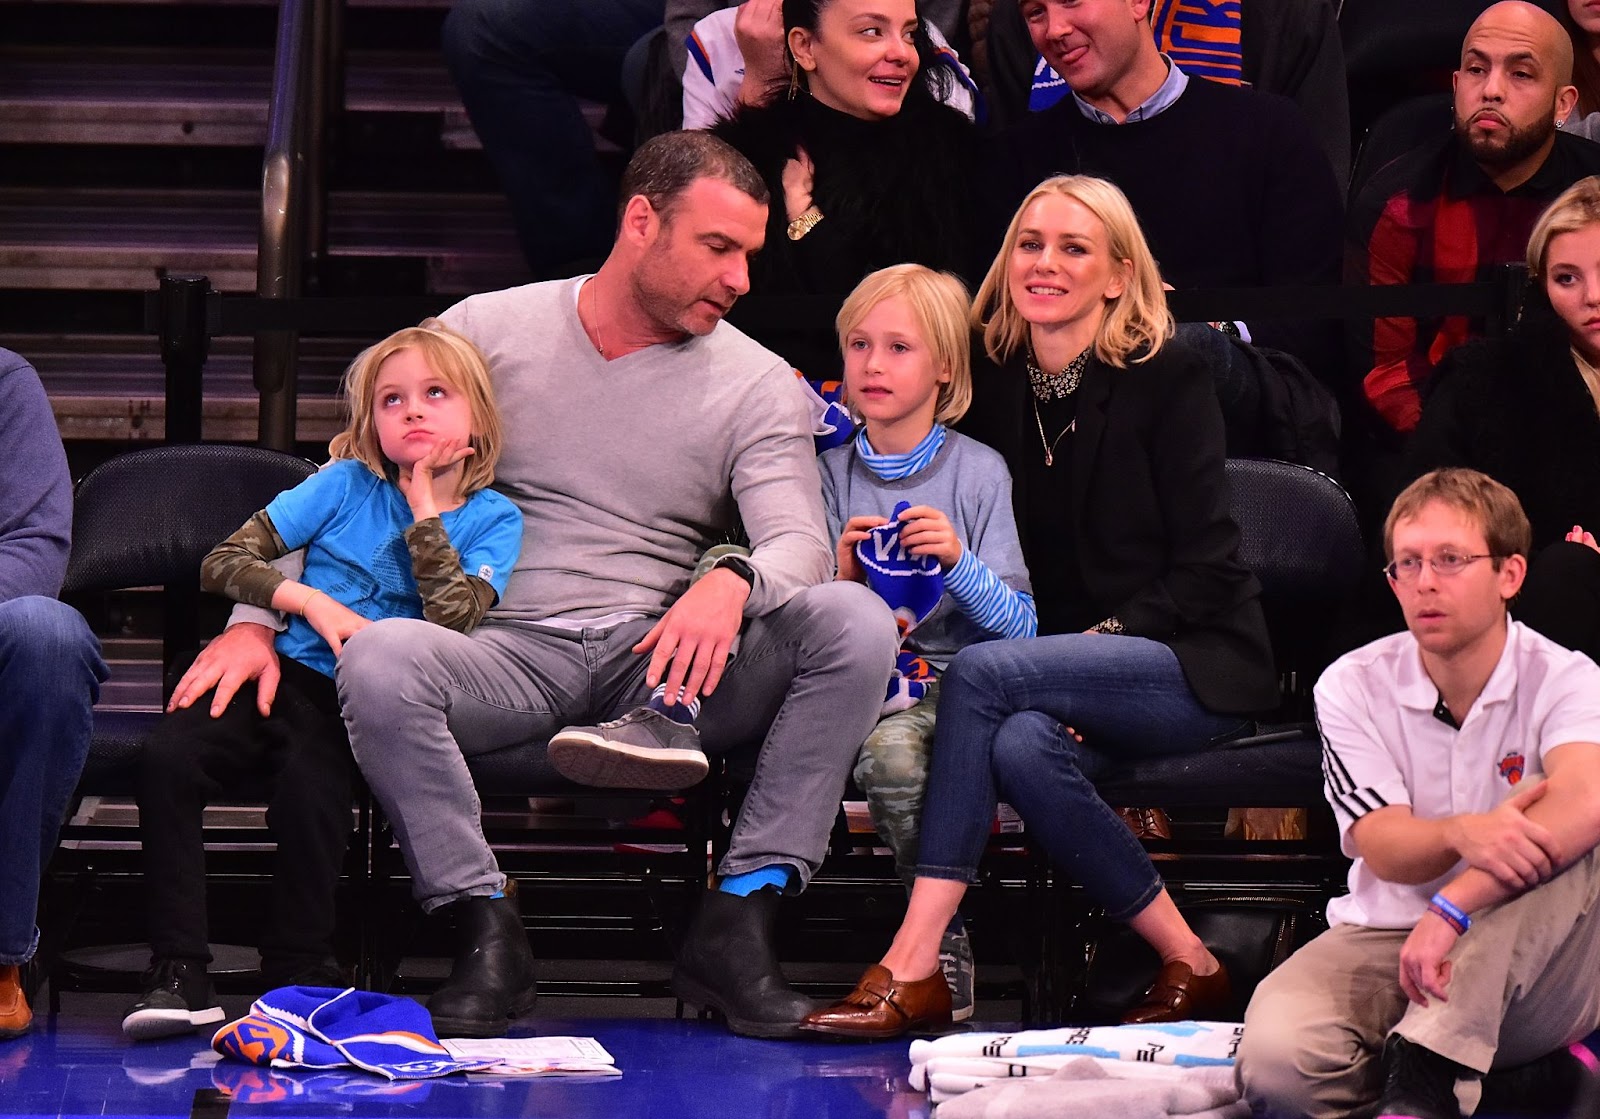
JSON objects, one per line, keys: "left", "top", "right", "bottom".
{"left": 200, "top": 510, "right": 291, "bottom": 609}
{"left": 403, "top": 517, "right": 497, "bottom": 632}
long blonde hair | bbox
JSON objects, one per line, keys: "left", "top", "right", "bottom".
{"left": 328, "top": 319, "right": 504, "bottom": 496}
{"left": 971, "top": 175, "right": 1173, "bottom": 367}
{"left": 836, "top": 264, "right": 973, "bottom": 425}
{"left": 1526, "top": 175, "right": 1600, "bottom": 279}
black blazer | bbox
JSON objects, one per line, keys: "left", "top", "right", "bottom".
{"left": 960, "top": 341, "right": 1279, "bottom": 716}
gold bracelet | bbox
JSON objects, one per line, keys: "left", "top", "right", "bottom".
{"left": 786, "top": 205, "right": 824, "bottom": 241}
{"left": 301, "top": 588, "right": 324, "bottom": 614}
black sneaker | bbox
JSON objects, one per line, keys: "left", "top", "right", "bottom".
{"left": 122, "top": 958, "right": 225, "bottom": 1042}
{"left": 548, "top": 707, "right": 709, "bottom": 790}
{"left": 1376, "top": 1034, "right": 1471, "bottom": 1119}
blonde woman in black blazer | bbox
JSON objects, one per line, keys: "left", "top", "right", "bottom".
{"left": 801, "top": 175, "right": 1278, "bottom": 1040}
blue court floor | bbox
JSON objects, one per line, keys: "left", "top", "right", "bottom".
{"left": 2, "top": 1000, "right": 932, "bottom": 1119}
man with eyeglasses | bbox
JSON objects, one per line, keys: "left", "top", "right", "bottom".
{"left": 1237, "top": 468, "right": 1600, "bottom": 1119}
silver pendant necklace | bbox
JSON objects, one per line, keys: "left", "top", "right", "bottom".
{"left": 1032, "top": 397, "right": 1074, "bottom": 467}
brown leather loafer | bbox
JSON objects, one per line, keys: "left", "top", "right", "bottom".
{"left": 1117, "top": 806, "right": 1173, "bottom": 841}
{"left": 0, "top": 965, "right": 32, "bottom": 1039}
{"left": 1121, "top": 959, "right": 1232, "bottom": 1024}
{"left": 799, "top": 964, "right": 952, "bottom": 1040}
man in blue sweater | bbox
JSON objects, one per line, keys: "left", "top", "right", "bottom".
{"left": 0, "top": 348, "right": 107, "bottom": 1039}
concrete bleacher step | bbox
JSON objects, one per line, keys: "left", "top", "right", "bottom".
{"left": 25, "top": 333, "right": 357, "bottom": 441}
{"left": 0, "top": 186, "right": 529, "bottom": 293}
{"left": 0, "top": 46, "right": 478, "bottom": 148}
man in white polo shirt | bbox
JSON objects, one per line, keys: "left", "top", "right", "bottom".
{"left": 1237, "top": 468, "right": 1600, "bottom": 1119}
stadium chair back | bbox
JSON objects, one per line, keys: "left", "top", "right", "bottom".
{"left": 62, "top": 444, "right": 316, "bottom": 790}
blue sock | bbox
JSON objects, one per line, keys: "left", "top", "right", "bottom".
{"left": 646, "top": 684, "right": 700, "bottom": 726}
{"left": 717, "top": 865, "right": 794, "bottom": 896}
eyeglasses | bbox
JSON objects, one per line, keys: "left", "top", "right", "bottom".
{"left": 1383, "top": 552, "right": 1504, "bottom": 582}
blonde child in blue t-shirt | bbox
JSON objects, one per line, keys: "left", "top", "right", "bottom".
{"left": 123, "top": 320, "right": 522, "bottom": 1041}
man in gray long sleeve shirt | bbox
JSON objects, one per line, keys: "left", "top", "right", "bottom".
{"left": 0, "top": 349, "right": 107, "bottom": 1039}
{"left": 170, "top": 132, "right": 898, "bottom": 1040}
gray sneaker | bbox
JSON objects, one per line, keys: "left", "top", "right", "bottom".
{"left": 939, "top": 926, "right": 975, "bottom": 1022}
{"left": 548, "top": 707, "right": 709, "bottom": 790}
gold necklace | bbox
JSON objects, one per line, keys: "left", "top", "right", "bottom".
{"left": 584, "top": 280, "right": 606, "bottom": 356}
{"left": 1032, "top": 396, "right": 1074, "bottom": 467}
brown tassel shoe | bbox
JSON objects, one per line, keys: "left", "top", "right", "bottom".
{"left": 799, "top": 964, "right": 952, "bottom": 1040}
{"left": 1121, "top": 959, "right": 1232, "bottom": 1024}
{"left": 0, "top": 965, "right": 32, "bottom": 1039}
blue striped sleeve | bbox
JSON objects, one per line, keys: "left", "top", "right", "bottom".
{"left": 944, "top": 550, "right": 1038, "bottom": 640}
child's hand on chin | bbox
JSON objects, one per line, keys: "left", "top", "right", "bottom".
{"left": 398, "top": 435, "right": 475, "bottom": 521}
{"left": 304, "top": 594, "right": 371, "bottom": 657}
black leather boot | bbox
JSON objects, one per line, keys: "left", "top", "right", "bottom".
{"left": 426, "top": 879, "right": 538, "bottom": 1038}
{"left": 671, "top": 886, "right": 817, "bottom": 1039}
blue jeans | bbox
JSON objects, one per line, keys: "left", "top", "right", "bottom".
{"left": 915, "top": 635, "right": 1250, "bottom": 922}
{"left": 0, "top": 597, "right": 106, "bottom": 963}
{"left": 442, "top": 0, "right": 663, "bottom": 273}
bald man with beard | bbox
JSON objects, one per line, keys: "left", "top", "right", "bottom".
{"left": 1352, "top": 0, "right": 1600, "bottom": 439}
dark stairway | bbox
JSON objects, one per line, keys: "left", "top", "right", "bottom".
{"left": 0, "top": 0, "right": 538, "bottom": 446}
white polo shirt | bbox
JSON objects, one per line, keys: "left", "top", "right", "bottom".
{"left": 1315, "top": 620, "right": 1600, "bottom": 930}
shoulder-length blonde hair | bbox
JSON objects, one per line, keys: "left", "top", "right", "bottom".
{"left": 1527, "top": 175, "right": 1600, "bottom": 279}
{"left": 328, "top": 319, "right": 504, "bottom": 497}
{"left": 836, "top": 264, "right": 973, "bottom": 425}
{"left": 971, "top": 175, "right": 1173, "bottom": 368}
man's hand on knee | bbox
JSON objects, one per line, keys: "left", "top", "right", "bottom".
{"left": 1398, "top": 913, "right": 1457, "bottom": 1007}
{"left": 167, "top": 622, "right": 280, "bottom": 718}
{"left": 633, "top": 569, "right": 749, "bottom": 702}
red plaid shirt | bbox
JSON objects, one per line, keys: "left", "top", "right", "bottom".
{"left": 1349, "top": 131, "right": 1600, "bottom": 434}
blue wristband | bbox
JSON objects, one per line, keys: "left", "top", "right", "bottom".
{"left": 1428, "top": 893, "right": 1471, "bottom": 934}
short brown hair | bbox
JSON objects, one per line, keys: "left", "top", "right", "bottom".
{"left": 836, "top": 264, "right": 973, "bottom": 425}
{"left": 617, "top": 130, "right": 769, "bottom": 226}
{"left": 1383, "top": 468, "right": 1532, "bottom": 564}
{"left": 328, "top": 319, "right": 504, "bottom": 498}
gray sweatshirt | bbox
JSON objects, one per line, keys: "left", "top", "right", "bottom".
{"left": 437, "top": 278, "right": 830, "bottom": 621}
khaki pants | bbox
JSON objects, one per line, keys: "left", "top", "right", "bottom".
{"left": 1237, "top": 848, "right": 1600, "bottom": 1118}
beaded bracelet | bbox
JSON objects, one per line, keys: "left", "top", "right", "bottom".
{"left": 1427, "top": 893, "right": 1471, "bottom": 935}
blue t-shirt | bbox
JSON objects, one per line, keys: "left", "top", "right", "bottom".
{"left": 265, "top": 458, "right": 522, "bottom": 677}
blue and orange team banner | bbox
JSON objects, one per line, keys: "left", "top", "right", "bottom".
{"left": 1152, "top": 0, "right": 1243, "bottom": 86}
{"left": 1029, "top": 1, "right": 1242, "bottom": 112}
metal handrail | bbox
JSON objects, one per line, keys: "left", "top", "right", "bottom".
{"left": 253, "top": 0, "right": 328, "bottom": 450}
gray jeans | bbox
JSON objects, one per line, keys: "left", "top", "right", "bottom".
{"left": 336, "top": 581, "right": 897, "bottom": 911}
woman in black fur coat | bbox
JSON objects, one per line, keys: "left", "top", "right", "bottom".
{"left": 709, "top": 0, "right": 976, "bottom": 379}
{"left": 1407, "top": 177, "right": 1600, "bottom": 659}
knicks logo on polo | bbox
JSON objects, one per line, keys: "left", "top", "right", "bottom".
{"left": 1496, "top": 752, "right": 1525, "bottom": 786}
